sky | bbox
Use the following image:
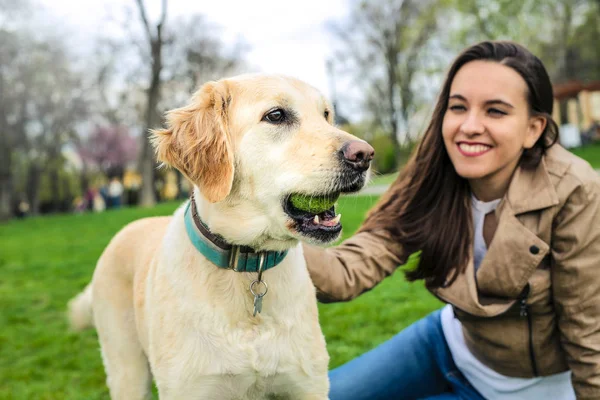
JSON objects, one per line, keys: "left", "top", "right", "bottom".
{"left": 40, "top": 0, "right": 350, "bottom": 99}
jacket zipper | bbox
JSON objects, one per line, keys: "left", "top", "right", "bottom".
{"left": 519, "top": 285, "right": 539, "bottom": 377}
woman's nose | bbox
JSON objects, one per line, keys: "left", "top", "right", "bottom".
{"left": 460, "top": 112, "right": 485, "bottom": 135}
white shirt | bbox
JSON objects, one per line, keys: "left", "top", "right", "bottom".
{"left": 108, "top": 180, "right": 124, "bottom": 197}
{"left": 440, "top": 195, "right": 575, "bottom": 400}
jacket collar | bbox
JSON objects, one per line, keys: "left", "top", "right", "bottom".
{"left": 500, "top": 157, "right": 560, "bottom": 216}
{"left": 433, "top": 197, "right": 551, "bottom": 316}
{"left": 433, "top": 156, "right": 560, "bottom": 315}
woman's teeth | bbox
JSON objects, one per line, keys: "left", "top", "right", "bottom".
{"left": 459, "top": 143, "right": 491, "bottom": 153}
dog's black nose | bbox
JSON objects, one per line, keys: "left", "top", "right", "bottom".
{"left": 340, "top": 140, "right": 375, "bottom": 172}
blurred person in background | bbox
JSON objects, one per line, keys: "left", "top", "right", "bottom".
{"left": 107, "top": 177, "right": 124, "bottom": 209}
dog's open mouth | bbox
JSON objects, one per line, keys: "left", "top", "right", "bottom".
{"left": 283, "top": 193, "right": 342, "bottom": 242}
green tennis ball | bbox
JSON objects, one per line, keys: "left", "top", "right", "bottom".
{"left": 289, "top": 193, "right": 339, "bottom": 214}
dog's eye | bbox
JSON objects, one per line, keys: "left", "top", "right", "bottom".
{"left": 263, "top": 109, "right": 286, "bottom": 124}
{"left": 324, "top": 110, "right": 330, "bottom": 120}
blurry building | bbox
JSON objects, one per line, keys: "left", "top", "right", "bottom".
{"left": 553, "top": 81, "right": 600, "bottom": 148}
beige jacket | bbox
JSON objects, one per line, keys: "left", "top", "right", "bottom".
{"left": 304, "top": 145, "right": 600, "bottom": 399}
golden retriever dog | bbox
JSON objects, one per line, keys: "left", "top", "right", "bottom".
{"left": 68, "top": 74, "right": 374, "bottom": 400}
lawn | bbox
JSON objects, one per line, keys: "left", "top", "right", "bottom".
{"left": 571, "top": 142, "right": 600, "bottom": 169}
{"left": 368, "top": 171, "right": 399, "bottom": 187}
{"left": 0, "top": 195, "right": 440, "bottom": 400}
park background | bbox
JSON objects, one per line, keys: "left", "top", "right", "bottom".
{"left": 1, "top": 0, "right": 599, "bottom": 398}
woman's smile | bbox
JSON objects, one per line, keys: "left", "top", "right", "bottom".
{"left": 456, "top": 142, "right": 493, "bottom": 157}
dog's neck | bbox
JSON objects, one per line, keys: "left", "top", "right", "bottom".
{"left": 191, "top": 188, "right": 298, "bottom": 252}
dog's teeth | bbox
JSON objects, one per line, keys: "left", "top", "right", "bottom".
{"left": 332, "top": 214, "right": 341, "bottom": 224}
{"left": 314, "top": 215, "right": 320, "bottom": 224}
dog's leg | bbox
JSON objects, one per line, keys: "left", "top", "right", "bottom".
{"left": 294, "top": 376, "right": 330, "bottom": 400}
{"left": 98, "top": 328, "right": 152, "bottom": 400}
{"left": 299, "top": 395, "right": 329, "bottom": 400}
{"left": 295, "top": 388, "right": 329, "bottom": 400}
{"left": 93, "top": 276, "right": 152, "bottom": 400}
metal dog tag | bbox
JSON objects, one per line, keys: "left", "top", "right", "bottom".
{"left": 249, "top": 263, "right": 268, "bottom": 317}
{"left": 253, "top": 295, "right": 263, "bottom": 316}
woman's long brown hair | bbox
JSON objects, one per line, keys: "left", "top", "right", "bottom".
{"left": 359, "top": 41, "right": 559, "bottom": 288}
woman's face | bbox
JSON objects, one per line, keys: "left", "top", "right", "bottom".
{"left": 441, "top": 60, "right": 546, "bottom": 201}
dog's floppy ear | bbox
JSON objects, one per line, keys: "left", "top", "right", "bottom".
{"left": 152, "top": 81, "right": 234, "bottom": 203}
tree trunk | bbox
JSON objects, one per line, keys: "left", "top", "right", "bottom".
{"left": 26, "top": 162, "right": 41, "bottom": 215}
{"left": 139, "top": 136, "right": 157, "bottom": 206}
{"left": 138, "top": 40, "right": 163, "bottom": 207}
{"left": 50, "top": 166, "right": 60, "bottom": 213}
{"left": 176, "top": 170, "right": 185, "bottom": 199}
{"left": 0, "top": 76, "right": 13, "bottom": 221}
{"left": 62, "top": 175, "right": 72, "bottom": 212}
{"left": 80, "top": 163, "right": 89, "bottom": 195}
{"left": 386, "top": 63, "right": 401, "bottom": 170}
{"left": 0, "top": 128, "right": 13, "bottom": 221}
{"left": 0, "top": 159, "right": 12, "bottom": 221}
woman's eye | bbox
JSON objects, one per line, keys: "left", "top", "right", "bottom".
{"left": 449, "top": 104, "right": 466, "bottom": 112}
{"left": 488, "top": 108, "right": 507, "bottom": 116}
{"left": 263, "top": 109, "right": 285, "bottom": 124}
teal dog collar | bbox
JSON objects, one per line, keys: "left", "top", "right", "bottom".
{"left": 184, "top": 199, "right": 288, "bottom": 272}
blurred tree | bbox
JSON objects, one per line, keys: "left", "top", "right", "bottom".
{"left": 535, "top": 0, "right": 599, "bottom": 83}
{"left": 135, "top": 0, "right": 167, "bottom": 207}
{"left": 447, "top": 0, "right": 530, "bottom": 45}
{"left": 21, "top": 39, "right": 88, "bottom": 214}
{"left": 568, "top": 1, "right": 600, "bottom": 83}
{"left": 88, "top": 39, "right": 132, "bottom": 127}
{"left": 0, "top": 0, "right": 32, "bottom": 220}
{"left": 0, "top": 27, "right": 87, "bottom": 216}
{"left": 78, "top": 125, "right": 138, "bottom": 178}
{"left": 1, "top": 1, "right": 91, "bottom": 217}
{"left": 330, "top": 0, "right": 445, "bottom": 169}
{"left": 0, "top": 30, "right": 24, "bottom": 220}
{"left": 132, "top": 0, "right": 246, "bottom": 207}
{"left": 446, "top": 0, "right": 599, "bottom": 83}
{"left": 0, "top": 1, "right": 241, "bottom": 218}
{"left": 160, "top": 14, "right": 246, "bottom": 109}
{"left": 159, "top": 15, "right": 246, "bottom": 197}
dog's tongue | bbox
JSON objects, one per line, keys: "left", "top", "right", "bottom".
{"left": 312, "top": 214, "right": 341, "bottom": 226}
{"left": 321, "top": 218, "right": 340, "bottom": 227}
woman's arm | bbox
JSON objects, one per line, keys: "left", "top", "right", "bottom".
{"left": 302, "top": 230, "right": 406, "bottom": 303}
{"left": 552, "top": 179, "right": 600, "bottom": 399}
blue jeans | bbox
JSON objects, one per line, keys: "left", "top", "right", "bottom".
{"left": 329, "top": 310, "right": 485, "bottom": 400}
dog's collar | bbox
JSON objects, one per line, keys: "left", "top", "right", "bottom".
{"left": 184, "top": 197, "right": 288, "bottom": 272}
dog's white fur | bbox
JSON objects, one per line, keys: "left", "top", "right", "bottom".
{"left": 68, "top": 74, "right": 369, "bottom": 399}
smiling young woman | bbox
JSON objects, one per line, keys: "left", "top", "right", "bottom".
{"left": 442, "top": 60, "right": 547, "bottom": 202}
{"left": 303, "top": 41, "right": 600, "bottom": 400}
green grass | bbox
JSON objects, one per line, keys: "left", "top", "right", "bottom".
{"left": 571, "top": 142, "right": 600, "bottom": 169}
{"left": 368, "top": 172, "right": 399, "bottom": 187}
{"left": 0, "top": 196, "right": 439, "bottom": 399}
